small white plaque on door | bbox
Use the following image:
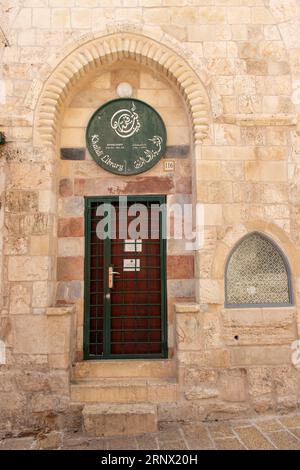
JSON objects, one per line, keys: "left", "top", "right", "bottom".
{"left": 123, "top": 259, "right": 140, "bottom": 271}
{"left": 124, "top": 239, "right": 142, "bottom": 252}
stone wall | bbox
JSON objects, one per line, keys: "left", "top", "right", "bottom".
{"left": 171, "top": 302, "right": 299, "bottom": 422}
{"left": 0, "top": 305, "right": 81, "bottom": 436}
{"left": 0, "top": 0, "right": 300, "bottom": 434}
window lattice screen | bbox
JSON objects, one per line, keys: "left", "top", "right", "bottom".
{"left": 226, "top": 233, "right": 290, "bottom": 306}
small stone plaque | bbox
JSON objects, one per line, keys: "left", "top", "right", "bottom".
{"left": 163, "top": 160, "right": 176, "bottom": 172}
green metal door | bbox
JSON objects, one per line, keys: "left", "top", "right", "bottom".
{"left": 84, "top": 196, "right": 167, "bottom": 359}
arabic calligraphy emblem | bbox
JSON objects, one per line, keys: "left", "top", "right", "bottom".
{"left": 86, "top": 98, "right": 167, "bottom": 175}
{"left": 110, "top": 102, "right": 141, "bottom": 138}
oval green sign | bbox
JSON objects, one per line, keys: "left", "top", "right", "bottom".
{"left": 86, "top": 98, "right": 167, "bottom": 176}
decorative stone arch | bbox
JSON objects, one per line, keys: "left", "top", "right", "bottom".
{"left": 21, "top": 28, "right": 214, "bottom": 309}
{"left": 30, "top": 30, "right": 212, "bottom": 148}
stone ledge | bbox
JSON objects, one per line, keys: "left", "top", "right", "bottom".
{"left": 217, "top": 114, "right": 297, "bottom": 127}
{"left": 47, "top": 305, "right": 76, "bottom": 317}
{"left": 12, "top": 310, "right": 76, "bottom": 356}
{"left": 230, "top": 346, "right": 292, "bottom": 366}
{"left": 222, "top": 307, "right": 296, "bottom": 326}
{"left": 175, "top": 303, "right": 200, "bottom": 314}
{"left": 222, "top": 307, "right": 297, "bottom": 347}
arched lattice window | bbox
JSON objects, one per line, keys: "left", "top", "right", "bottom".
{"left": 225, "top": 232, "right": 292, "bottom": 307}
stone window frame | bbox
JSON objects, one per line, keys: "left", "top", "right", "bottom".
{"left": 224, "top": 231, "right": 293, "bottom": 309}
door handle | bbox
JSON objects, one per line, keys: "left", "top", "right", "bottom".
{"left": 108, "top": 266, "right": 120, "bottom": 289}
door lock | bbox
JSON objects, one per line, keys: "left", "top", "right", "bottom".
{"left": 108, "top": 266, "right": 120, "bottom": 289}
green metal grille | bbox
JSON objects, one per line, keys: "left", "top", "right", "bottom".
{"left": 225, "top": 232, "right": 292, "bottom": 307}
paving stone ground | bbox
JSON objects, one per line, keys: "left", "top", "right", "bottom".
{"left": 1, "top": 412, "right": 300, "bottom": 450}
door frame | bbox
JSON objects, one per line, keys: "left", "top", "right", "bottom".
{"left": 83, "top": 195, "right": 168, "bottom": 360}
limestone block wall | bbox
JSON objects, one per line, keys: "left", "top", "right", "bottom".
{"left": 0, "top": 0, "right": 300, "bottom": 432}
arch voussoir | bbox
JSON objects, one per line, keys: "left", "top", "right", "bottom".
{"left": 34, "top": 32, "right": 211, "bottom": 147}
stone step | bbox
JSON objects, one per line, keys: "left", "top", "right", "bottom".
{"left": 71, "top": 378, "right": 178, "bottom": 404}
{"left": 72, "top": 359, "right": 176, "bottom": 380}
{"left": 83, "top": 403, "right": 157, "bottom": 437}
